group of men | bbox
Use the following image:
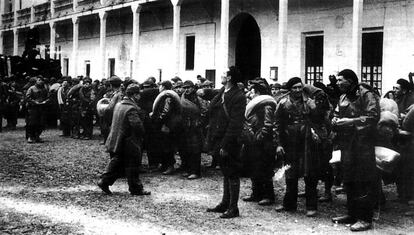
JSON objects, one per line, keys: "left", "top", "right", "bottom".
{"left": 1, "top": 67, "right": 414, "bottom": 232}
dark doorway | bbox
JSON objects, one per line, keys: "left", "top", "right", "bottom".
{"left": 362, "top": 31, "right": 383, "bottom": 93}
{"left": 305, "top": 35, "right": 323, "bottom": 84}
{"left": 108, "top": 58, "right": 115, "bottom": 77}
{"left": 232, "top": 14, "right": 261, "bottom": 82}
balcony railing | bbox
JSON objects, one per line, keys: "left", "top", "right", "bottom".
{"left": 101, "top": 0, "right": 135, "bottom": 7}
{"left": 77, "top": 0, "right": 101, "bottom": 12}
{"left": 34, "top": 2, "right": 51, "bottom": 22}
{"left": 16, "top": 8, "right": 31, "bottom": 26}
{"left": 1, "top": 12, "right": 14, "bottom": 29}
{"left": 54, "top": 0, "right": 73, "bottom": 18}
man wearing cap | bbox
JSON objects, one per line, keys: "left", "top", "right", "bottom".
{"left": 173, "top": 81, "right": 184, "bottom": 97}
{"left": 274, "top": 77, "right": 320, "bottom": 217}
{"left": 67, "top": 77, "right": 82, "bottom": 138}
{"left": 98, "top": 84, "right": 150, "bottom": 196}
{"left": 79, "top": 77, "right": 94, "bottom": 140}
{"left": 331, "top": 69, "right": 379, "bottom": 232}
{"left": 206, "top": 66, "right": 246, "bottom": 218}
{"left": 101, "top": 75, "right": 124, "bottom": 143}
{"left": 179, "top": 80, "right": 207, "bottom": 179}
{"left": 150, "top": 80, "right": 182, "bottom": 175}
{"left": 394, "top": 78, "right": 414, "bottom": 117}
{"left": 26, "top": 77, "right": 49, "bottom": 143}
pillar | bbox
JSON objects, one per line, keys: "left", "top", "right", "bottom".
{"left": 171, "top": 0, "right": 182, "bottom": 76}
{"left": 0, "top": 0, "right": 5, "bottom": 29}
{"left": 13, "top": 29, "right": 18, "bottom": 56}
{"left": 0, "top": 31, "right": 4, "bottom": 55}
{"left": 73, "top": 0, "right": 78, "bottom": 12}
{"left": 219, "top": 0, "right": 229, "bottom": 81}
{"left": 50, "top": 22, "right": 56, "bottom": 59}
{"left": 131, "top": 3, "right": 141, "bottom": 80}
{"left": 99, "top": 11, "right": 108, "bottom": 79}
{"left": 13, "top": 0, "right": 20, "bottom": 26}
{"left": 351, "top": 0, "right": 363, "bottom": 79}
{"left": 30, "top": 5, "right": 35, "bottom": 23}
{"left": 72, "top": 17, "right": 79, "bottom": 76}
{"left": 278, "top": 0, "right": 288, "bottom": 82}
{"left": 51, "top": 0, "right": 55, "bottom": 18}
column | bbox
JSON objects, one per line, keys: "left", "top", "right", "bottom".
{"left": 171, "top": 0, "right": 182, "bottom": 76}
{"left": 0, "top": 31, "right": 4, "bottom": 55}
{"left": 278, "top": 0, "right": 288, "bottom": 82}
{"left": 51, "top": 0, "right": 55, "bottom": 18}
{"left": 13, "top": 29, "right": 18, "bottom": 56}
{"left": 131, "top": 3, "right": 141, "bottom": 80}
{"left": 13, "top": 0, "right": 20, "bottom": 26}
{"left": 219, "top": 0, "right": 229, "bottom": 79}
{"left": 73, "top": 0, "right": 78, "bottom": 12}
{"left": 0, "top": 0, "right": 5, "bottom": 29}
{"left": 50, "top": 22, "right": 56, "bottom": 59}
{"left": 99, "top": 11, "right": 108, "bottom": 79}
{"left": 351, "top": 0, "right": 363, "bottom": 78}
{"left": 30, "top": 5, "right": 35, "bottom": 23}
{"left": 72, "top": 17, "right": 79, "bottom": 76}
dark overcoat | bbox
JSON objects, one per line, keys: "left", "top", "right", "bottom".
{"left": 334, "top": 86, "right": 380, "bottom": 183}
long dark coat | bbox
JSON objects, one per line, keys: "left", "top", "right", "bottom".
{"left": 105, "top": 98, "right": 145, "bottom": 158}
{"left": 243, "top": 96, "right": 276, "bottom": 179}
{"left": 334, "top": 86, "right": 380, "bottom": 183}
{"left": 208, "top": 86, "right": 246, "bottom": 177}
{"left": 25, "top": 85, "right": 48, "bottom": 126}
{"left": 274, "top": 94, "right": 319, "bottom": 179}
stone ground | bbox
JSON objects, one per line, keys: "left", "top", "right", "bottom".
{"left": 0, "top": 119, "right": 413, "bottom": 235}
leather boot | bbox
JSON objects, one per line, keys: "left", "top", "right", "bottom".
{"left": 350, "top": 220, "right": 372, "bottom": 232}
{"left": 221, "top": 177, "right": 240, "bottom": 218}
{"left": 97, "top": 180, "right": 112, "bottom": 195}
{"left": 207, "top": 177, "right": 229, "bottom": 213}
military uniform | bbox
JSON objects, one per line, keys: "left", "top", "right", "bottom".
{"left": 26, "top": 84, "right": 48, "bottom": 142}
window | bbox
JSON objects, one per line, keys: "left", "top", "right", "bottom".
{"left": 63, "top": 58, "right": 69, "bottom": 76}
{"left": 362, "top": 30, "right": 383, "bottom": 94}
{"left": 304, "top": 34, "right": 324, "bottom": 84}
{"left": 85, "top": 60, "right": 90, "bottom": 77}
{"left": 108, "top": 58, "right": 115, "bottom": 77}
{"left": 205, "top": 69, "right": 215, "bottom": 87}
{"left": 185, "top": 35, "right": 195, "bottom": 71}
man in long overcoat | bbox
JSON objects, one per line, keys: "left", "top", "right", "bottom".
{"left": 331, "top": 69, "right": 380, "bottom": 232}
{"left": 26, "top": 77, "right": 48, "bottom": 143}
{"left": 206, "top": 66, "right": 246, "bottom": 219}
{"left": 98, "top": 84, "right": 150, "bottom": 196}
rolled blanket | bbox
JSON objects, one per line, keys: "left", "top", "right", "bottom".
{"left": 380, "top": 98, "right": 399, "bottom": 117}
{"left": 245, "top": 95, "right": 277, "bottom": 119}
{"left": 152, "top": 90, "right": 181, "bottom": 113}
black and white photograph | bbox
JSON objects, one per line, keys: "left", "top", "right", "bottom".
{"left": 1, "top": 0, "right": 414, "bottom": 234}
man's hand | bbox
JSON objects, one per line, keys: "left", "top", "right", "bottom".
{"left": 276, "top": 146, "right": 285, "bottom": 156}
{"left": 219, "top": 148, "right": 228, "bottom": 157}
{"left": 333, "top": 118, "right": 354, "bottom": 127}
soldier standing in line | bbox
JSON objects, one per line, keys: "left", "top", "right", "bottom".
{"left": 331, "top": 69, "right": 379, "bottom": 232}
{"left": 67, "top": 77, "right": 82, "bottom": 139}
{"left": 25, "top": 77, "right": 48, "bottom": 143}
{"left": 101, "top": 76, "right": 123, "bottom": 144}
{"left": 57, "top": 79, "right": 72, "bottom": 137}
{"left": 79, "top": 78, "right": 94, "bottom": 140}
{"left": 274, "top": 77, "right": 320, "bottom": 217}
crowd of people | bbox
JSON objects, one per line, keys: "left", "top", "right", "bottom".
{"left": 1, "top": 67, "right": 414, "bottom": 232}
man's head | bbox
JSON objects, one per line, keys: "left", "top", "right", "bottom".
{"left": 271, "top": 83, "right": 282, "bottom": 96}
{"left": 173, "top": 81, "right": 184, "bottom": 95}
{"left": 394, "top": 79, "right": 411, "bottom": 98}
{"left": 159, "top": 80, "right": 172, "bottom": 92}
{"left": 126, "top": 84, "right": 141, "bottom": 103}
{"left": 286, "top": 77, "right": 303, "bottom": 99}
{"left": 83, "top": 78, "right": 92, "bottom": 89}
{"left": 36, "top": 77, "right": 45, "bottom": 88}
{"left": 337, "top": 69, "right": 358, "bottom": 94}
{"left": 221, "top": 66, "right": 241, "bottom": 86}
{"left": 183, "top": 80, "right": 195, "bottom": 95}
{"left": 108, "top": 75, "right": 122, "bottom": 89}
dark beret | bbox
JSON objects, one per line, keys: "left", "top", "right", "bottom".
{"left": 285, "top": 77, "right": 302, "bottom": 90}
{"left": 126, "top": 84, "right": 141, "bottom": 95}
{"left": 159, "top": 80, "right": 172, "bottom": 90}
{"left": 108, "top": 75, "right": 122, "bottom": 85}
{"left": 183, "top": 80, "right": 195, "bottom": 88}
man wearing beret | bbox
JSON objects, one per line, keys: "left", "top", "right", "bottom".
{"left": 98, "top": 84, "right": 150, "bottom": 196}
{"left": 331, "top": 69, "right": 379, "bottom": 231}
{"left": 206, "top": 66, "right": 246, "bottom": 218}
{"left": 274, "top": 77, "right": 320, "bottom": 217}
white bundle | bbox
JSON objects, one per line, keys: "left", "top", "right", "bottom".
{"left": 273, "top": 165, "right": 291, "bottom": 182}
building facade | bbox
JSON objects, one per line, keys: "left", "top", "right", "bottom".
{"left": 1, "top": 0, "right": 414, "bottom": 93}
